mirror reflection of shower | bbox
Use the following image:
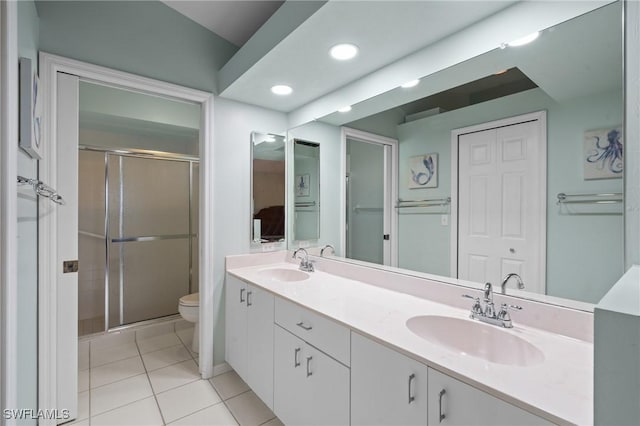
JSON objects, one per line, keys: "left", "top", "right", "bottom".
{"left": 77, "top": 81, "right": 200, "bottom": 336}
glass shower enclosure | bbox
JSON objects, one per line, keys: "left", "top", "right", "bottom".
{"left": 78, "top": 148, "right": 199, "bottom": 334}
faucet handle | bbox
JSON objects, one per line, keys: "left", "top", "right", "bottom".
{"left": 461, "top": 294, "right": 477, "bottom": 300}
{"left": 462, "top": 294, "right": 483, "bottom": 315}
{"left": 506, "top": 304, "right": 523, "bottom": 310}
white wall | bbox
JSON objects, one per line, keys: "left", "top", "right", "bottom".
{"left": 213, "top": 97, "right": 287, "bottom": 366}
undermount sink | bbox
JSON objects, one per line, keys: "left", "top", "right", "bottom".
{"left": 259, "top": 267, "right": 310, "bottom": 282}
{"left": 406, "top": 315, "right": 545, "bottom": 367}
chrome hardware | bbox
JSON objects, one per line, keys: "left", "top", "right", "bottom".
{"left": 246, "top": 291, "right": 252, "bottom": 306}
{"left": 296, "top": 321, "right": 312, "bottom": 331}
{"left": 240, "top": 288, "right": 245, "bottom": 303}
{"left": 462, "top": 282, "right": 522, "bottom": 328}
{"left": 438, "top": 389, "right": 446, "bottom": 423}
{"left": 408, "top": 374, "right": 416, "bottom": 404}
{"left": 501, "top": 273, "right": 525, "bottom": 294}
{"left": 292, "top": 248, "right": 315, "bottom": 272}
{"left": 320, "top": 244, "right": 335, "bottom": 257}
{"left": 294, "top": 348, "right": 301, "bottom": 367}
{"left": 306, "top": 356, "right": 313, "bottom": 377}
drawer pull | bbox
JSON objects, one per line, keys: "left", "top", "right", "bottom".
{"left": 296, "top": 321, "right": 312, "bottom": 331}
{"left": 246, "top": 291, "right": 252, "bottom": 306}
{"left": 294, "top": 348, "right": 301, "bottom": 367}
{"left": 306, "top": 356, "right": 313, "bottom": 377}
{"left": 438, "top": 389, "right": 446, "bottom": 423}
{"left": 239, "top": 288, "right": 245, "bottom": 303}
{"left": 408, "top": 374, "right": 416, "bottom": 404}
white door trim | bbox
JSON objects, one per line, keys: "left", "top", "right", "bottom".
{"left": 450, "top": 111, "right": 547, "bottom": 287}
{"left": 340, "top": 127, "right": 398, "bottom": 266}
{"left": 39, "top": 53, "right": 216, "bottom": 422}
{"left": 0, "top": 1, "right": 19, "bottom": 421}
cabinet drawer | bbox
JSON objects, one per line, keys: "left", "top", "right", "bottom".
{"left": 275, "top": 297, "right": 350, "bottom": 366}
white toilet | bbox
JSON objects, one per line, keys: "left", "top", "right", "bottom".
{"left": 178, "top": 293, "right": 199, "bottom": 353}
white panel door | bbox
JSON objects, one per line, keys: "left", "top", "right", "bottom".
{"left": 246, "top": 284, "right": 275, "bottom": 410}
{"left": 458, "top": 119, "right": 544, "bottom": 293}
{"left": 56, "top": 72, "right": 80, "bottom": 422}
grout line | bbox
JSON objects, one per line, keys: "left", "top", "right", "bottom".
{"left": 135, "top": 336, "right": 168, "bottom": 426}
{"left": 88, "top": 396, "right": 158, "bottom": 423}
{"left": 88, "top": 341, "right": 92, "bottom": 425}
{"left": 165, "top": 400, "right": 226, "bottom": 425}
{"left": 258, "top": 417, "right": 277, "bottom": 426}
{"left": 221, "top": 398, "right": 242, "bottom": 426}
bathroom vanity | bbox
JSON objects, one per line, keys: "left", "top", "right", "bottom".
{"left": 225, "top": 251, "right": 592, "bottom": 425}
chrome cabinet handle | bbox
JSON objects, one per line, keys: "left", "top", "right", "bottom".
{"left": 306, "top": 356, "right": 313, "bottom": 377}
{"left": 438, "top": 389, "right": 446, "bottom": 423}
{"left": 239, "top": 288, "right": 245, "bottom": 303}
{"left": 294, "top": 348, "right": 301, "bottom": 367}
{"left": 246, "top": 291, "right": 252, "bottom": 306}
{"left": 296, "top": 321, "right": 312, "bottom": 331}
{"left": 408, "top": 374, "right": 416, "bottom": 404}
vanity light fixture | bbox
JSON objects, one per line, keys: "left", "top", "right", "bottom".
{"left": 337, "top": 105, "right": 352, "bottom": 113}
{"left": 271, "top": 85, "right": 293, "bottom": 95}
{"left": 504, "top": 31, "right": 540, "bottom": 48}
{"left": 330, "top": 43, "right": 359, "bottom": 61}
{"left": 401, "top": 79, "right": 420, "bottom": 88}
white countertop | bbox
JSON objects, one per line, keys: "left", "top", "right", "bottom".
{"left": 227, "top": 259, "right": 592, "bottom": 425}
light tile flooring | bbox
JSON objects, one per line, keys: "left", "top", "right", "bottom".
{"left": 74, "top": 321, "right": 283, "bottom": 426}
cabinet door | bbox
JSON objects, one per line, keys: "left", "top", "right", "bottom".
{"left": 351, "top": 332, "right": 428, "bottom": 426}
{"left": 274, "top": 325, "right": 307, "bottom": 425}
{"left": 305, "top": 343, "right": 350, "bottom": 426}
{"left": 225, "top": 274, "right": 248, "bottom": 380}
{"left": 427, "top": 368, "right": 550, "bottom": 425}
{"left": 247, "top": 284, "right": 275, "bottom": 410}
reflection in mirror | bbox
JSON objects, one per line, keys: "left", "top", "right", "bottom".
{"left": 287, "top": 2, "right": 623, "bottom": 307}
{"left": 293, "top": 139, "right": 320, "bottom": 241}
{"left": 251, "top": 132, "right": 286, "bottom": 244}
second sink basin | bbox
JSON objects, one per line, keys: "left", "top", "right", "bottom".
{"left": 406, "top": 315, "right": 545, "bottom": 367}
{"left": 259, "top": 267, "right": 310, "bottom": 282}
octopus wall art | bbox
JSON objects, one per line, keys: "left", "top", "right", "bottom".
{"left": 583, "top": 127, "right": 623, "bottom": 179}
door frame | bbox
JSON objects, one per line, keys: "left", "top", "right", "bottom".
{"left": 38, "top": 53, "right": 215, "bottom": 422}
{"left": 340, "top": 127, "right": 398, "bottom": 266}
{"left": 0, "top": 1, "right": 19, "bottom": 420}
{"left": 450, "top": 111, "right": 547, "bottom": 286}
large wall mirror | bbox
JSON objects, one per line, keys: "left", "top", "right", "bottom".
{"left": 251, "top": 132, "right": 286, "bottom": 245}
{"left": 287, "top": 2, "right": 624, "bottom": 308}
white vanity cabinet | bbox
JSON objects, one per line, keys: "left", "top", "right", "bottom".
{"left": 224, "top": 274, "right": 275, "bottom": 409}
{"left": 427, "top": 368, "right": 550, "bottom": 425}
{"left": 273, "top": 298, "right": 350, "bottom": 426}
{"left": 351, "top": 332, "right": 429, "bottom": 426}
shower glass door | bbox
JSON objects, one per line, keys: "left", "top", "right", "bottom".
{"left": 107, "top": 154, "right": 193, "bottom": 327}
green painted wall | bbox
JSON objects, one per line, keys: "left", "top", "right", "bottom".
{"left": 397, "top": 87, "right": 623, "bottom": 304}
{"left": 17, "top": 1, "right": 40, "bottom": 422}
{"left": 36, "top": 1, "right": 238, "bottom": 93}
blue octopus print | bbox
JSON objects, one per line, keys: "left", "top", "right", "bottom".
{"left": 587, "top": 129, "right": 623, "bottom": 174}
{"left": 411, "top": 155, "right": 434, "bottom": 186}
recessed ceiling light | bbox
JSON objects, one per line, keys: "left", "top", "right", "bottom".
{"left": 507, "top": 32, "right": 539, "bottom": 47}
{"left": 401, "top": 79, "right": 420, "bottom": 88}
{"left": 271, "top": 85, "right": 293, "bottom": 95}
{"left": 337, "top": 105, "right": 352, "bottom": 113}
{"left": 330, "top": 43, "right": 359, "bottom": 60}
{"left": 265, "top": 135, "right": 276, "bottom": 142}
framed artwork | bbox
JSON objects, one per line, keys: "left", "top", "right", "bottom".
{"left": 295, "top": 174, "right": 310, "bottom": 197}
{"left": 408, "top": 153, "right": 438, "bottom": 189}
{"left": 19, "top": 57, "right": 42, "bottom": 160}
{"left": 583, "top": 126, "right": 623, "bottom": 180}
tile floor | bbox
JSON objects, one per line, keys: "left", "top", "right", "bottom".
{"left": 73, "top": 321, "right": 283, "bottom": 426}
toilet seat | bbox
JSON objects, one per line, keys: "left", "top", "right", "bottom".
{"left": 179, "top": 293, "right": 199, "bottom": 307}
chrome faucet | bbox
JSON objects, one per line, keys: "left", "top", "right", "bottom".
{"left": 501, "top": 273, "right": 525, "bottom": 294}
{"left": 292, "top": 248, "right": 314, "bottom": 272}
{"left": 462, "top": 282, "right": 522, "bottom": 328}
{"left": 320, "top": 244, "right": 335, "bottom": 257}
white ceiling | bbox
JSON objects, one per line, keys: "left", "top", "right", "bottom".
{"left": 162, "top": 0, "right": 284, "bottom": 47}
{"left": 219, "top": 1, "right": 515, "bottom": 112}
